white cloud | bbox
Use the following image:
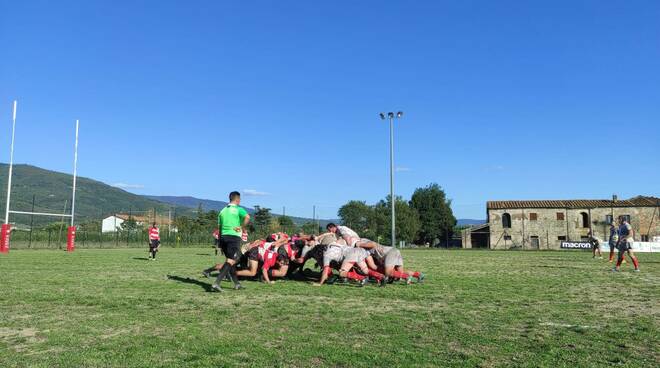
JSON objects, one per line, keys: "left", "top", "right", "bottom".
{"left": 113, "top": 183, "right": 145, "bottom": 189}
{"left": 243, "top": 189, "right": 270, "bottom": 196}
{"left": 395, "top": 166, "right": 412, "bottom": 172}
{"left": 484, "top": 165, "right": 505, "bottom": 172}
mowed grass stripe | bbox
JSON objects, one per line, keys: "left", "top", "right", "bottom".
{"left": 0, "top": 249, "right": 658, "bottom": 367}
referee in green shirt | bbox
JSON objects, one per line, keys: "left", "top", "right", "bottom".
{"left": 202, "top": 191, "right": 250, "bottom": 292}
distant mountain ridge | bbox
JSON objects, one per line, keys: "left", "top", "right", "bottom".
{"left": 145, "top": 195, "right": 232, "bottom": 212}
{"left": 146, "top": 195, "right": 333, "bottom": 227}
{"left": 0, "top": 164, "right": 193, "bottom": 225}
{"left": 457, "top": 219, "right": 486, "bottom": 226}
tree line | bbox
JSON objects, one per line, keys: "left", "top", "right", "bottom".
{"left": 338, "top": 183, "right": 456, "bottom": 246}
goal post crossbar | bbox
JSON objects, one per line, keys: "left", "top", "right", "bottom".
{"left": 8, "top": 210, "right": 73, "bottom": 218}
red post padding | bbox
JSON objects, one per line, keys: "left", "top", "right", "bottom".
{"left": 66, "top": 226, "right": 76, "bottom": 252}
{"left": 0, "top": 224, "right": 10, "bottom": 253}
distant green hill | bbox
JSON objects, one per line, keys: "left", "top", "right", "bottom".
{"left": 0, "top": 164, "right": 189, "bottom": 226}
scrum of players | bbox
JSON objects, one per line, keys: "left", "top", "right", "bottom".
{"left": 220, "top": 223, "right": 425, "bottom": 287}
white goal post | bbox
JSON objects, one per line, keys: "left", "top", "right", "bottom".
{"left": 1, "top": 100, "right": 80, "bottom": 253}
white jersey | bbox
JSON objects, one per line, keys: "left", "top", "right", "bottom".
{"left": 323, "top": 245, "right": 345, "bottom": 267}
{"left": 337, "top": 226, "right": 361, "bottom": 246}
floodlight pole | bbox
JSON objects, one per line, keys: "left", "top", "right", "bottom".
{"left": 4, "top": 100, "right": 17, "bottom": 224}
{"left": 388, "top": 114, "right": 395, "bottom": 248}
{"left": 70, "top": 120, "right": 79, "bottom": 226}
{"left": 380, "top": 111, "right": 403, "bottom": 247}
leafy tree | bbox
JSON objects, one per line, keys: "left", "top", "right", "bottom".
{"left": 41, "top": 222, "right": 67, "bottom": 232}
{"left": 173, "top": 216, "right": 194, "bottom": 234}
{"left": 338, "top": 200, "right": 380, "bottom": 241}
{"left": 300, "top": 221, "right": 319, "bottom": 235}
{"left": 278, "top": 215, "right": 295, "bottom": 233}
{"left": 375, "top": 195, "right": 421, "bottom": 246}
{"left": 253, "top": 206, "right": 272, "bottom": 230}
{"left": 121, "top": 216, "right": 138, "bottom": 232}
{"left": 410, "top": 183, "right": 456, "bottom": 245}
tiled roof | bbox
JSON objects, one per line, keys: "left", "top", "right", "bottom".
{"left": 487, "top": 196, "right": 660, "bottom": 210}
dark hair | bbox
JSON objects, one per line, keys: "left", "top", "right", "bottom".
{"left": 266, "top": 235, "right": 276, "bottom": 242}
{"left": 326, "top": 223, "right": 337, "bottom": 230}
{"left": 229, "top": 191, "right": 241, "bottom": 201}
{"left": 152, "top": 222, "right": 157, "bottom": 227}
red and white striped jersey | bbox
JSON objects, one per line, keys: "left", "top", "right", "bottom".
{"left": 149, "top": 227, "right": 160, "bottom": 241}
{"left": 262, "top": 249, "right": 279, "bottom": 271}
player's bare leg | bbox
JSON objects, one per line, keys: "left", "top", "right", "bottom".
{"left": 236, "top": 260, "right": 259, "bottom": 277}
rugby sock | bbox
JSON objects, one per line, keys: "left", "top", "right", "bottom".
{"left": 367, "top": 269, "right": 384, "bottom": 281}
{"left": 391, "top": 270, "right": 409, "bottom": 279}
{"left": 325, "top": 267, "right": 333, "bottom": 277}
{"left": 215, "top": 263, "right": 231, "bottom": 285}
{"left": 631, "top": 257, "right": 639, "bottom": 269}
{"left": 608, "top": 252, "right": 614, "bottom": 262}
{"left": 411, "top": 271, "right": 420, "bottom": 278}
{"left": 615, "top": 257, "right": 623, "bottom": 268}
{"left": 346, "top": 271, "right": 366, "bottom": 281}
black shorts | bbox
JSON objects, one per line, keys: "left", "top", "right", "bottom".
{"left": 150, "top": 240, "right": 160, "bottom": 249}
{"left": 618, "top": 241, "right": 632, "bottom": 252}
{"left": 220, "top": 235, "right": 242, "bottom": 261}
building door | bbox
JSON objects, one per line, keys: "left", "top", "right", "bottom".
{"left": 530, "top": 236, "right": 540, "bottom": 249}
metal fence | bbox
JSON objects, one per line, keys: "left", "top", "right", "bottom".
{"left": 7, "top": 229, "right": 216, "bottom": 249}
{"left": 6, "top": 223, "right": 309, "bottom": 250}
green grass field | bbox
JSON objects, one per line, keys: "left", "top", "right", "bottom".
{"left": 1, "top": 248, "right": 658, "bottom": 367}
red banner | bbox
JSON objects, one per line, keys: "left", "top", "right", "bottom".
{"left": 66, "top": 226, "right": 76, "bottom": 252}
{"left": 0, "top": 224, "right": 10, "bottom": 253}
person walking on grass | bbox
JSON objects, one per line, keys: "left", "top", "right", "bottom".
{"left": 608, "top": 221, "right": 619, "bottom": 263}
{"left": 588, "top": 230, "right": 603, "bottom": 259}
{"left": 202, "top": 191, "right": 251, "bottom": 292}
{"left": 148, "top": 223, "right": 160, "bottom": 260}
{"left": 613, "top": 217, "right": 640, "bottom": 272}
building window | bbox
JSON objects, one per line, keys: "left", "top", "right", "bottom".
{"left": 620, "top": 215, "right": 631, "bottom": 223}
{"left": 641, "top": 235, "right": 649, "bottom": 242}
{"left": 530, "top": 236, "right": 540, "bottom": 248}
{"left": 557, "top": 212, "right": 565, "bottom": 221}
{"left": 529, "top": 213, "right": 538, "bottom": 221}
{"left": 580, "top": 212, "right": 589, "bottom": 228}
{"left": 502, "top": 213, "right": 511, "bottom": 228}
{"left": 504, "top": 235, "right": 512, "bottom": 240}
{"left": 605, "top": 215, "right": 613, "bottom": 224}
{"left": 558, "top": 236, "right": 566, "bottom": 241}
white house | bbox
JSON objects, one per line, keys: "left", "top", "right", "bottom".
{"left": 102, "top": 215, "right": 128, "bottom": 233}
{"left": 101, "top": 214, "right": 175, "bottom": 233}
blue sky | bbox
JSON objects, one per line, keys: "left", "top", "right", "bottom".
{"left": 1, "top": 0, "right": 659, "bottom": 220}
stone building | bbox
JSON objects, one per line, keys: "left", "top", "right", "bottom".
{"left": 463, "top": 196, "right": 659, "bottom": 250}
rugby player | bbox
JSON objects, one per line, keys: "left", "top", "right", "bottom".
{"left": 588, "top": 230, "right": 603, "bottom": 259}
{"left": 608, "top": 221, "right": 619, "bottom": 263}
{"left": 360, "top": 241, "right": 424, "bottom": 284}
{"left": 148, "top": 223, "right": 160, "bottom": 260}
{"left": 316, "top": 235, "right": 387, "bottom": 287}
{"left": 613, "top": 217, "right": 640, "bottom": 272}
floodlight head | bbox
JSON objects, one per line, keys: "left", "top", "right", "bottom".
{"left": 379, "top": 113, "right": 386, "bottom": 120}
{"left": 388, "top": 112, "right": 394, "bottom": 119}
{"left": 396, "top": 111, "right": 403, "bottom": 118}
